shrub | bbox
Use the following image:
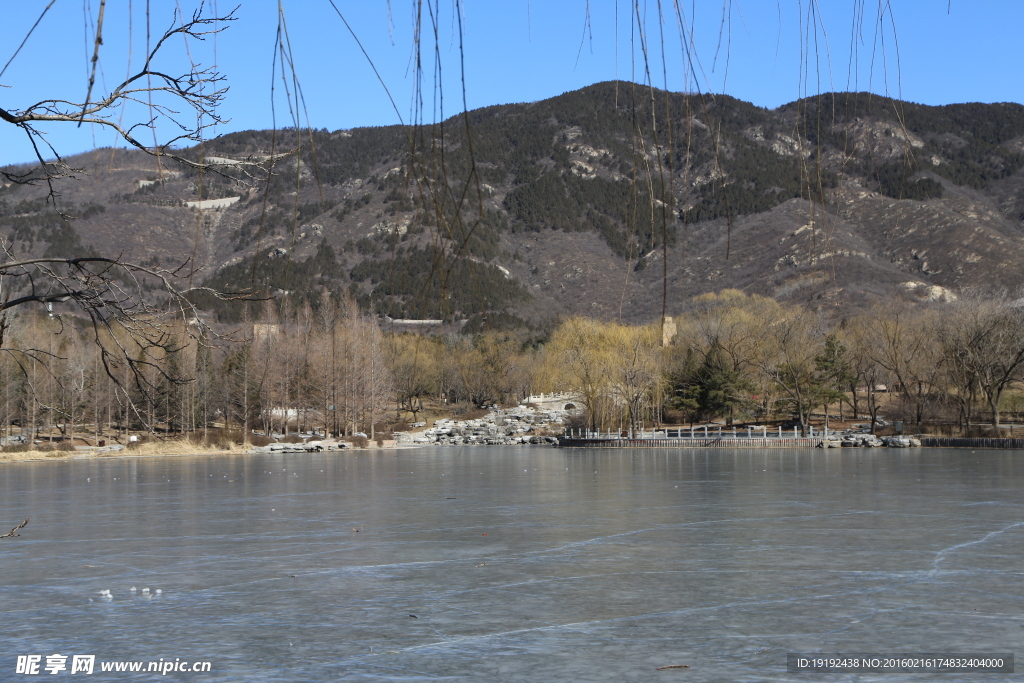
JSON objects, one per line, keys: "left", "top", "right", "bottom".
{"left": 349, "top": 435, "right": 369, "bottom": 448}
{"left": 19, "top": 442, "right": 73, "bottom": 454}
{"left": 280, "top": 434, "right": 304, "bottom": 444}
{"left": 563, "top": 414, "right": 588, "bottom": 430}
{"left": 3, "top": 443, "right": 36, "bottom": 453}
{"left": 248, "top": 435, "right": 275, "bottom": 447}
{"left": 126, "top": 436, "right": 152, "bottom": 450}
{"left": 453, "top": 406, "right": 489, "bottom": 420}
{"left": 196, "top": 428, "right": 242, "bottom": 448}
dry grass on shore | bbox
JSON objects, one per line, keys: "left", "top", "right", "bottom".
{"left": 124, "top": 439, "right": 242, "bottom": 456}
{"left": 0, "top": 449, "right": 76, "bottom": 462}
{"left": 1, "top": 436, "right": 398, "bottom": 463}
{"left": 0, "top": 438, "right": 241, "bottom": 463}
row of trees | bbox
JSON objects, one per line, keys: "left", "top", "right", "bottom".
{"left": 239, "top": 287, "right": 1024, "bottom": 437}
{"left": 533, "top": 289, "right": 1024, "bottom": 435}
{"left": 658, "top": 290, "right": 1024, "bottom": 434}
{"left": 3, "top": 288, "right": 1024, "bottom": 442}
{"left": 0, "top": 295, "right": 394, "bottom": 443}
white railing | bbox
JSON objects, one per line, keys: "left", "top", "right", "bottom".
{"left": 563, "top": 425, "right": 830, "bottom": 439}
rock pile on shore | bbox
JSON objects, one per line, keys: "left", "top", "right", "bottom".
{"left": 394, "top": 406, "right": 565, "bottom": 446}
{"left": 249, "top": 439, "right": 348, "bottom": 453}
{"left": 880, "top": 436, "right": 922, "bottom": 448}
{"left": 839, "top": 435, "right": 885, "bottom": 448}
{"left": 829, "top": 434, "right": 921, "bottom": 448}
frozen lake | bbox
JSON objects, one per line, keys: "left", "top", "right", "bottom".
{"left": 1, "top": 447, "right": 1022, "bottom": 681}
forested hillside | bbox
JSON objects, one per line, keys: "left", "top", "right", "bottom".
{"left": 4, "top": 81, "right": 1024, "bottom": 326}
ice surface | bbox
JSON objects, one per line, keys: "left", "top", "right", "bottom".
{"left": 1, "top": 447, "right": 1022, "bottom": 681}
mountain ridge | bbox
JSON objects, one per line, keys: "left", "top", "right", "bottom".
{"left": 3, "top": 81, "right": 1024, "bottom": 325}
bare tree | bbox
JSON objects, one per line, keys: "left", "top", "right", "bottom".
{"left": 865, "top": 302, "right": 945, "bottom": 427}
{"left": 751, "top": 310, "right": 846, "bottom": 436}
{"left": 608, "top": 324, "right": 663, "bottom": 433}
{"left": 939, "top": 292, "right": 1024, "bottom": 429}
{"left": 846, "top": 317, "right": 891, "bottom": 434}
{"left": 0, "top": 5, "right": 256, "bottom": 431}
{"left": 387, "top": 333, "right": 438, "bottom": 422}
{"left": 544, "top": 317, "right": 614, "bottom": 431}
{"left": 0, "top": 253, "right": 246, "bottom": 412}
{"left": 1, "top": 5, "right": 236, "bottom": 194}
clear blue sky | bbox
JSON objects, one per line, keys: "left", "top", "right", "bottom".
{"left": 2, "top": 1, "right": 1022, "bottom": 166}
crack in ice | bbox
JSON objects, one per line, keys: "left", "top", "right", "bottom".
{"left": 931, "top": 520, "right": 1024, "bottom": 574}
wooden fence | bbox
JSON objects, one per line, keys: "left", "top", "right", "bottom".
{"left": 557, "top": 437, "right": 825, "bottom": 449}
{"left": 559, "top": 436, "right": 1024, "bottom": 449}
{"left": 920, "top": 437, "right": 1024, "bottom": 449}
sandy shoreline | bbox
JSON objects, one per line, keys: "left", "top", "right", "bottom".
{"left": 0, "top": 442, "right": 410, "bottom": 464}
{"left": 0, "top": 450, "right": 225, "bottom": 464}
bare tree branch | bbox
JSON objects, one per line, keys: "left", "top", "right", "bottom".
{"left": 0, "top": 236, "right": 260, "bottom": 412}
{"left": 1, "top": 4, "right": 240, "bottom": 191}
{"left": 0, "top": 518, "right": 29, "bottom": 539}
